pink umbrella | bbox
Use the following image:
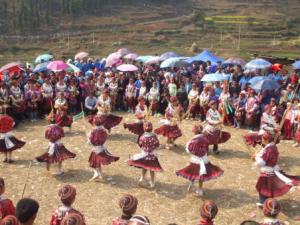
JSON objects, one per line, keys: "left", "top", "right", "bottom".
{"left": 47, "top": 60, "right": 68, "bottom": 72}
{"left": 0, "top": 62, "right": 22, "bottom": 73}
{"left": 117, "top": 64, "right": 138, "bottom": 72}
{"left": 144, "top": 56, "right": 161, "bottom": 65}
{"left": 75, "top": 52, "right": 89, "bottom": 60}
{"left": 124, "top": 53, "right": 139, "bottom": 61}
{"left": 118, "top": 48, "right": 132, "bottom": 56}
{"left": 105, "top": 52, "right": 122, "bottom": 68}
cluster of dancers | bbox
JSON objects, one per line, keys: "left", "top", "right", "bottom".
{"left": 0, "top": 80, "right": 300, "bottom": 225}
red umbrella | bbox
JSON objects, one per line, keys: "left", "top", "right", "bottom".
{"left": 0, "top": 62, "right": 24, "bottom": 80}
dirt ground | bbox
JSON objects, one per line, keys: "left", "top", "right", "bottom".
{"left": 1, "top": 112, "right": 300, "bottom": 225}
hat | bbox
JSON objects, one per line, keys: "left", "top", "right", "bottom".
{"left": 200, "top": 200, "right": 218, "bottom": 220}
{"left": 58, "top": 185, "right": 76, "bottom": 206}
{"left": 119, "top": 194, "right": 138, "bottom": 216}
{"left": 128, "top": 215, "right": 150, "bottom": 225}
{"left": 0, "top": 215, "right": 19, "bottom": 225}
{"left": 143, "top": 122, "right": 153, "bottom": 132}
{"left": 61, "top": 212, "right": 84, "bottom": 225}
{"left": 263, "top": 198, "right": 281, "bottom": 217}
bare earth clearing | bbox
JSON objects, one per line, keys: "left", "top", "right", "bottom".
{"left": 1, "top": 113, "right": 300, "bottom": 225}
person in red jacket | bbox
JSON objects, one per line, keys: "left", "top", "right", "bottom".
{"left": 50, "top": 185, "right": 85, "bottom": 225}
{"left": 88, "top": 115, "right": 119, "bottom": 181}
{"left": 36, "top": 120, "right": 76, "bottom": 176}
{"left": 260, "top": 198, "right": 284, "bottom": 225}
{"left": 0, "top": 114, "right": 26, "bottom": 163}
{"left": 0, "top": 178, "right": 15, "bottom": 220}
{"left": 112, "top": 194, "right": 138, "bottom": 225}
{"left": 176, "top": 124, "right": 223, "bottom": 196}
{"left": 198, "top": 200, "right": 218, "bottom": 225}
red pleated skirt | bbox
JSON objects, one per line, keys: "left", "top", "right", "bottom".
{"left": 88, "top": 114, "right": 122, "bottom": 130}
{"left": 0, "top": 136, "right": 26, "bottom": 153}
{"left": 154, "top": 124, "right": 182, "bottom": 140}
{"left": 36, "top": 145, "right": 76, "bottom": 163}
{"left": 243, "top": 132, "right": 262, "bottom": 147}
{"left": 124, "top": 122, "right": 144, "bottom": 136}
{"left": 176, "top": 162, "right": 223, "bottom": 182}
{"left": 56, "top": 115, "right": 73, "bottom": 128}
{"left": 204, "top": 130, "right": 230, "bottom": 145}
{"left": 128, "top": 157, "right": 163, "bottom": 172}
{"left": 88, "top": 151, "right": 119, "bottom": 168}
{"left": 256, "top": 172, "right": 300, "bottom": 197}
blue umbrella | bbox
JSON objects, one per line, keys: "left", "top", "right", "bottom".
{"left": 33, "top": 61, "right": 50, "bottom": 73}
{"left": 160, "top": 57, "right": 189, "bottom": 68}
{"left": 292, "top": 60, "right": 300, "bottom": 69}
{"left": 160, "top": 52, "right": 180, "bottom": 61}
{"left": 250, "top": 78, "right": 280, "bottom": 91}
{"left": 186, "top": 49, "right": 224, "bottom": 65}
{"left": 136, "top": 56, "right": 153, "bottom": 63}
{"left": 35, "top": 54, "right": 53, "bottom": 64}
{"left": 248, "top": 76, "right": 265, "bottom": 85}
{"left": 201, "top": 73, "right": 230, "bottom": 82}
{"left": 245, "top": 58, "right": 271, "bottom": 70}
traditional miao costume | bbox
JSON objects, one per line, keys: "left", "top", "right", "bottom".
{"left": 244, "top": 106, "right": 277, "bottom": 147}
{"left": 147, "top": 86, "right": 160, "bottom": 114}
{"left": 154, "top": 97, "right": 182, "bottom": 149}
{"left": 125, "top": 82, "right": 136, "bottom": 113}
{"left": 10, "top": 84, "right": 25, "bottom": 119}
{"left": 0, "top": 115, "right": 25, "bottom": 163}
{"left": 203, "top": 102, "right": 230, "bottom": 153}
{"left": 88, "top": 116, "right": 119, "bottom": 180}
{"left": 245, "top": 92, "right": 259, "bottom": 129}
{"left": 255, "top": 132, "right": 300, "bottom": 204}
{"left": 260, "top": 198, "right": 284, "bottom": 225}
{"left": 41, "top": 82, "right": 54, "bottom": 114}
{"left": 187, "top": 87, "right": 199, "bottom": 119}
{"left": 54, "top": 98, "right": 73, "bottom": 128}
{"left": 88, "top": 93, "right": 122, "bottom": 132}
{"left": 176, "top": 132, "right": 223, "bottom": 195}
{"left": 36, "top": 124, "right": 76, "bottom": 175}
{"left": 124, "top": 99, "right": 147, "bottom": 141}
{"left": 50, "top": 185, "right": 86, "bottom": 225}
{"left": 198, "top": 200, "right": 218, "bottom": 225}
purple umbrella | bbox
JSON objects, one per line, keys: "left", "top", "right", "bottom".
{"left": 124, "top": 53, "right": 139, "bottom": 61}
{"left": 117, "top": 64, "right": 138, "bottom": 72}
{"left": 145, "top": 56, "right": 161, "bottom": 65}
{"left": 223, "top": 57, "right": 246, "bottom": 66}
{"left": 47, "top": 60, "right": 68, "bottom": 72}
{"left": 105, "top": 52, "right": 122, "bottom": 68}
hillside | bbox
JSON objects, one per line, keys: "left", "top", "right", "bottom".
{"left": 0, "top": 0, "right": 299, "bottom": 64}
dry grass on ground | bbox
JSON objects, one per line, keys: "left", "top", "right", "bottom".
{"left": 1, "top": 113, "right": 300, "bottom": 225}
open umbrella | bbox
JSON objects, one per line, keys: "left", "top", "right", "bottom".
{"left": 75, "top": 52, "right": 89, "bottom": 60}
{"left": 292, "top": 60, "right": 300, "bottom": 70}
{"left": 35, "top": 54, "right": 53, "bottom": 64}
{"left": 0, "top": 62, "right": 22, "bottom": 74}
{"left": 145, "top": 56, "right": 161, "bottom": 65}
{"left": 117, "top": 64, "right": 138, "bottom": 72}
{"left": 245, "top": 58, "right": 271, "bottom": 70}
{"left": 201, "top": 73, "right": 230, "bottom": 82}
{"left": 186, "top": 49, "right": 224, "bottom": 65}
{"left": 248, "top": 76, "right": 265, "bottom": 85}
{"left": 124, "top": 53, "right": 139, "bottom": 61}
{"left": 67, "top": 63, "right": 81, "bottom": 73}
{"left": 223, "top": 57, "right": 246, "bottom": 66}
{"left": 160, "top": 52, "right": 180, "bottom": 61}
{"left": 136, "top": 56, "right": 153, "bottom": 63}
{"left": 160, "top": 57, "right": 189, "bottom": 68}
{"left": 47, "top": 60, "right": 68, "bottom": 72}
{"left": 33, "top": 62, "right": 50, "bottom": 73}
{"left": 105, "top": 52, "right": 122, "bottom": 68}
{"left": 250, "top": 78, "right": 280, "bottom": 91}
